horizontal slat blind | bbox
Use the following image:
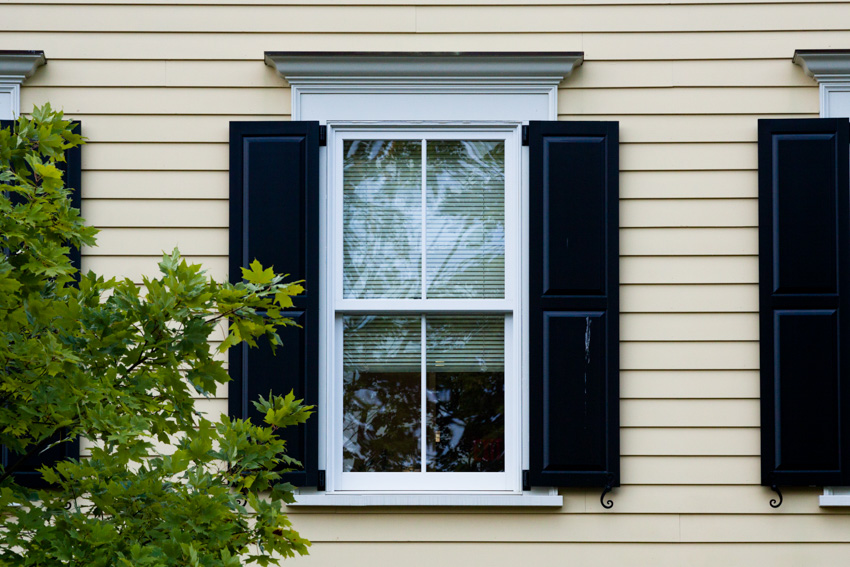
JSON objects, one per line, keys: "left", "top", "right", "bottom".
{"left": 344, "top": 315, "right": 422, "bottom": 372}
{"left": 344, "top": 140, "right": 422, "bottom": 299}
{"left": 426, "top": 315, "right": 505, "bottom": 372}
{"left": 426, "top": 140, "right": 505, "bottom": 299}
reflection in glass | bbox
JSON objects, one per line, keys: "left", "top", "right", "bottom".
{"left": 343, "top": 140, "right": 422, "bottom": 299}
{"left": 426, "top": 141, "right": 505, "bottom": 298}
{"left": 343, "top": 316, "right": 421, "bottom": 472}
{"left": 426, "top": 316, "right": 505, "bottom": 472}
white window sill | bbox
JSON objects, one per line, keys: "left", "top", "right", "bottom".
{"left": 290, "top": 489, "right": 563, "bottom": 507}
{"left": 820, "top": 487, "right": 850, "bottom": 507}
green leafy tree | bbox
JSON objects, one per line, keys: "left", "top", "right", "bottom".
{"left": 0, "top": 105, "right": 312, "bottom": 566}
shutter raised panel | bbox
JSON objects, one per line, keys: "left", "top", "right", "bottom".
{"left": 758, "top": 118, "right": 850, "bottom": 487}
{"left": 0, "top": 118, "right": 82, "bottom": 488}
{"left": 228, "top": 121, "right": 320, "bottom": 488}
{"left": 528, "top": 121, "right": 620, "bottom": 488}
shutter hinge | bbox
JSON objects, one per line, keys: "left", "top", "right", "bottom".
{"left": 521, "top": 125, "right": 529, "bottom": 146}
{"left": 319, "top": 125, "right": 327, "bottom": 146}
{"left": 317, "top": 469, "right": 326, "bottom": 491}
{"left": 522, "top": 469, "right": 530, "bottom": 491}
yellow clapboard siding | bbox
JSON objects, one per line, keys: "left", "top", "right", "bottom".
{"left": 560, "top": 115, "right": 804, "bottom": 145}
{"left": 620, "top": 143, "right": 756, "bottom": 171}
{"left": 620, "top": 200, "right": 757, "bottom": 228}
{"left": 566, "top": 59, "right": 816, "bottom": 88}
{"left": 295, "top": 542, "right": 850, "bottom": 567}
{"left": 22, "top": 88, "right": 291, "bottom": 115}
{"left": 77, "top": 115, "right": 288, "bottom": 143}
{"left": 620, "top": 284, "right": 758, "bottom": 312}
{"left": 621, "top": 341, "right": 758, "bottom": 370}
{"left": 560, "top": 87, "right": 817, "bottom": 115}
{"left": 620, "top": 228, "right": 757, "bottom": 255}
{"left": 86, "top": 142, "right": 757, "bottom": 173}
{"left": 82, "top": 143, "right": 228, "bottom": 171}
{"left": 621, "top": 370, "right": 760, "bottom": 398}
{"left": 680, "top": 515, "right": 850, "bottom": 542}
{"left": 621, "top": 257, "right": 758, "bottom": 284}
{"left": 582, "top": 30, "right": 850, "bottom": 61}
{"left": 83, "top": 199, "right": 227, "bottom": 227}
{"left": 1, "top": 31, "right": 847, "bottom": 62}
{"left": 84, "top": 171, "right": 228, "bottom": 199}
{"left": 620, "top": 313, "right": 758, "bottom": 341}
{"left": 620, "top": 170, "right": 758, "bottom": 198}
{"left": 587, "top": 486, "right": 828, "bottom": 514}
{"left": 286, "top": 513, "right": 680, "bottom": 542}
{"left": 82, "top": 255, "right": 229, "bottom": 281}
{"left": 414, "top": 4, "right": 850, "bottom": 33}
{"left": 621, "top": 428, "right": 759, "bottom": 456}
{"left": 2, "top": 5, "right": 417, "bottom": 33}
{"left": 304, "top": 540, "right": 850, "bottom": 567}
{"left": 27, "top": 58, "right": 814, "bottom": 89}
{"left": 85, "top": 228, "right": 228, "bottom": 256}
{"left": 621, "top": 399, "right": 758, "bottom": 427}
{"left": 622, "top": 456, "right": 760, "bottom": 484}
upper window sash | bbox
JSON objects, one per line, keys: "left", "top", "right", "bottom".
{"left": 329, "top": 125, "right": 521, "bottom": 309}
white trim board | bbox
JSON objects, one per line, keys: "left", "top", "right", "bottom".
{"left": 0, "top": 51, "right": 47, "bottom": 119}
{"left": 265, "top": 52, "right": 583, "bottom": 122}
{"left": 792, "top": 50, "right": 850, "bottom": 119}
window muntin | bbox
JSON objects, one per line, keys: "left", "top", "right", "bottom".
{"left": 329, "top": 127, "right": 520, "bottom": 492}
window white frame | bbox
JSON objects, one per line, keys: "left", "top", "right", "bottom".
{"left": 265, "top": 52, "right": 583, "bottom": 504}
{"left": 328, "top": 124, "right": 521, "bottom": 492}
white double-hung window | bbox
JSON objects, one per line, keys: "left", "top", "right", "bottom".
{"left": 265, "top": 52, "right": 584, "bottom": 501}
{"left": 329, "top": 127, "right": 520, "bottom": 491}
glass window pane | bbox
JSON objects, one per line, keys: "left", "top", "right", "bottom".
{"left": 343, "top": 315, "right": 421, "bottom": 472}
{"left": 425, "top": 315, "right": 505, "bottom": 472}
{"left": 343, "top": 140, "right": 422, "bottom": 299}
{"left": 426, "top": 141, "right": 505, "bottom": 299}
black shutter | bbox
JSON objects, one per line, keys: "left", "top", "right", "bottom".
{"left": 229, "top": 121, "right": 320, "bottom": 487}
{"left": 0, "top": 118, "right": 82, "bottom": 488}
{"left": 528, "top": 121, "right": 620, "bottom": 487}
{"left": 758, "top": 118, "right": 850, "bottom": 487}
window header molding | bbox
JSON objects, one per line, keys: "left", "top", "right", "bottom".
{"left": 793, "top": 49, "right": 850, "bottom": 82}
{"left": 793, "top": 50, "right": 850, "bottom": 118}
{"left": 264, "top": 51, "right": 583, "bottom": 82}
{"left": 0, "top": 50, "right": 46, "bottom": 120}
{"left": 264, "top": 52, "right": 582, "bottom": 122}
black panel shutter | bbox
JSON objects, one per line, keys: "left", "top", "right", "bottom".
{"left": 528, "top": 121, "right": 620, "bottom": 487}
{"left": 229, "top": 121, "right": 320, "bottom": 487}
{"left": 758, "top": 118, "right": 850, "bottom": 487}
{"left": 0, "top": 118, "right": 82, "bottom": 488}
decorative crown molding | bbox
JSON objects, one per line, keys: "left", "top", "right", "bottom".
{"left": 0, "top": 50, "right": 47, "bottom": 83}
{"left": 264, "top": 51, "right": 584, "bottom": 86}
{"left": 793, "top": 50, "right": 850, "bottom": 83}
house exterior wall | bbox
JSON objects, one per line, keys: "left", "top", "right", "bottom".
{"left": 3, "top": 2, "right": 849, "bottom": 564}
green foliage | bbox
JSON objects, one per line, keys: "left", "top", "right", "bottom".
{"left": 0, "top": 105, "right": 312, "bottom": 565}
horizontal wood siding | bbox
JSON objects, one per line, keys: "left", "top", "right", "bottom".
{"left": 7, "top": 0, "right": 849, "bottom": 563}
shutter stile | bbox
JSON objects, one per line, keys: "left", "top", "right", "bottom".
{"left": 229, "top": 121, "right": 320, "bottom": 488}
{"left": 527, "top": 121, "right": 620, "bottom": 488}
{"left": 758, "top": 118, "right": 850, "bottom": 487}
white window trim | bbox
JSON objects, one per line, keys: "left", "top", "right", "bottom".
{"left": 265, "top": 52, "right": 583, "bottom": 506}
{"left": 793, "top": 49, "right": 850, "bottom": 507}
{"left": 329, "top": 125, "right": 521, "bottom": 493}
{"left": 0, "top": 51, "right": 47, "bottom": 120}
